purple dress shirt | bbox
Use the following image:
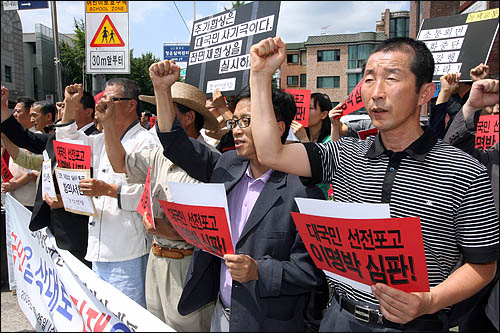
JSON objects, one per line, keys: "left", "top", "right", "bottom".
{"left": 219, "top": 165, "right": 273, "bottom": 308}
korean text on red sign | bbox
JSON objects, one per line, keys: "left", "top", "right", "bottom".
{"left": 284, "top": 89, "right": 311, "bottom": 127}
{"left": 52, "top": 140, "right": 92, "bottom": 169}
{"left": 291, "top": 213, "right": 430, "bottom": 292}
{"left": 339, "top": 80, "right": 364, "bottom": 117}
{"left": 159, "top": 200, "right": 234, "bottom": 258}
{"left": 475, "top": 114, "right": 499, "bottom": 150}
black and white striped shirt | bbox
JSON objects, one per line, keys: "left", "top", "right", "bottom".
{"left": 303, "top": 127, "right": 499, "bottom": 306}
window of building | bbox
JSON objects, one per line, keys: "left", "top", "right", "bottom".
{"left": 300, "top": 74, "right": 307, "bottom": 87}
{"left": 300, "top": 50, "right": 307, "bottom": 65}
{"left": 317, "top": 49, "right": 340, "bottom": 62}
{"left": 348, "top": 44, "right": 376, "bottom": 69}
{"left": 331, "top": 101, "right": 339, "bottom": 108}
{"left": 4, "top": 65, "right": 12, "bottom": 82}
{"left": 287, "top": 76, "right": 299, "bottom": 86}
{"left": 317, "top": 76, "right": 340, "bottom": 89}
{"left": 348, "top": 73, "right": 363, "bottom": 94}
{"left": 287, "top": 54, "right": 299, "bottom": 64}
{"left": 390, "top": 17, "right": 409, "bottom": 38}
{"left": 33, "top": 67, "right": 38, "bottom": 99}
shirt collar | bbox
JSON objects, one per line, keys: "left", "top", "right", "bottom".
{"left": 365, "top": 126, "right": 437, "bottom": 162}
{"left": 120, "top": 120, "right": 140, "bottom": 140}
{"left": 245, "top": 165, "right": 273, "bottom": 184}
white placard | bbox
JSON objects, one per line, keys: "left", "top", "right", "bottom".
{"left": 432, "top": 50, "right": 461, "bottom": 64}
{"left": 54, "top": 168, "right": 96, "bottom": 217}
{"left": 206, "top": 77, "right": 237, "bottom": 93}
{"left": 434, "top": 63, "right": 463, "bottom": 76}
{"left": 218, "top": 54, "right": 250, "bottom": 74}
{"left": 419, "top": 24, "right": 468, "bottom": 40}
{"left": 424, "top": 37, "right": 465, "bottom": 52}
{"left": 41, "top": 160, "right": 57, "bottom": 201}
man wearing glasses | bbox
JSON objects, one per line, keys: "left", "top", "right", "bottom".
{"left": 150, "top": 59, "right": 326, "bottom": 332}
{"left": 56, "top": 78, "right": 160, "bottom": 308}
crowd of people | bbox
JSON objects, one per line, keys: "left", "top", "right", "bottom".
{"left": 1, "top": 35, "right": 498, "bottom": 332}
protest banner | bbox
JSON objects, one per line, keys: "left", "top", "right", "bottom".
{"left": 338, "top": 79, "right": 364, "bottom": 117}
{"left": 357, "top": 127, "right": 378, "bottom": 140}
{"left": 284, "top": 89, "right": 311, "bottom": 127}
{"left": 417, "top": 8, "right": 499, "bottom": 81}
{"left": 475, "top": 114, "right": 499, "bottom": 150}
{"left": 1, "top": 153, "right": 14, "bottom": 182}
{"left": 159, "top": 200, "right": 234, "bottom": 258}
{"left": 4, "top": 193, "right": 173, "bottom": 332}
{"left": 150, "top": 115, "right": 157, "bottom": 129}
{"left": 54, "top": 168, "right": 96, "bottom": 217}
{"left": 41, "top": 160, "right": 57, "bottom": 201}
{"left": 52, "top": 140, "right": 92, "bottom": 170}
{"left": 185, "top": 1, "right": 281, "bottom": 97}
{"left": 291, "top": 212, "right": 429, "bottom": 292}
{"left": 136, "top": 166, "right": 154, "bottom": 229}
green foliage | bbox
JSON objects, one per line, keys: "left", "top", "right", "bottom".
{"left": 224, "top": 1, "right": 245, "bottom": 11}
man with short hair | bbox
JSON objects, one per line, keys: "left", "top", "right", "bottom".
{"left": 30, "top": 101, "right": 56, "bottom": 134}
{"left": 99, "top": 77, "right": 219, "bottom": 331}
{"left": 152, "top": 59, "right": 325, "bottom": 331}
{"left": 57, "top": 78, "right": 159, "bottom": 308}
{"left": 249, "top": 36, "right": 498, "bottom": 331}
{"left": 13, "top": 97, "right": 35, "bottom": 130}
{"left": 76, "top": 91, "right": 100, "bottom": 135}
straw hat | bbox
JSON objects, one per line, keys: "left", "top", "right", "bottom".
{"left": 139, "top": 82, "right": 219, "bottom": 130}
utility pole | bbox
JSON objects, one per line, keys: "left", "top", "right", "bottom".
{"left": 193, "top": 1, "right": 196, "bottom": 26}
{"left": 51, "top": 1, "right": 63, "bottom": 102}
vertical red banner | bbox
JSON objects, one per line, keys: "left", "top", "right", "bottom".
{"left": 339, "top": 80, "right": 364, "bottom": 117}
{"left": 291, "top": 212, "right": 429, "bottom": 292}
{"left": 136, "top": 166, "right": 154, "bottom": 229}
{"left": 52, "top": 140, "right": 92, "bottom": 169}
{"left": 1, "top": 155, "right": 14, "bottom": 182}
{"left": 284, "top": 89, "right": 311, "bottom": 127}
{"left": 475, "top": 114, "right": 499, "bottom": 150}
{"left": 150, "top": 116, "right": 157, "bottom": 129}
{"left": 159, "top": 200, "right": 234, "bottom": 258}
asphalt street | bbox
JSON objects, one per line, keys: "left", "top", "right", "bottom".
{"left": 1, "top": 283, "right": 34, "bottom": 332}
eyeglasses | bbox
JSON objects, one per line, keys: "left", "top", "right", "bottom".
{"left": 111, "top": 97, "right": 133, "bottom": 102}
{"left": 226, "top": 117, "right": 251, "bottom": 129}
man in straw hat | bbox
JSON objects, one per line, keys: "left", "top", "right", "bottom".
{"left": 97, "top": 77, "right": 219, "bottom": 330}
{"left": 150, "top": 59, "right": 326, "bottom": 331}
{"left": 56, "top": 78, "right": 159, "bottom": 308}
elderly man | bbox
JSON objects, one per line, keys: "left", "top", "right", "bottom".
{"left": 56, "top": 79, "right": 159, "bottom": 308}
{"left": 249, "top": 36, "right": 498, "bottom": 332}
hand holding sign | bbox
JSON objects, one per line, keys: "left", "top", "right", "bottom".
{"left": 79, "top": 178, "right": 117, "bottom": 197}
{"left": 250, "top": 36, "right": 286, "bottom": 77}
{"left": 149, "top": 60, "right": 180, "bottom": 91}
{"left": 224, "top": 254, "right": 259, "bottom": 283}
{"left": 44, "top": 193, "right": 64, "bottom": 209}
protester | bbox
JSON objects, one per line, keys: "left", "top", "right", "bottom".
{"left": 29, "top": 101, "right": 56, "bottom": 134}
{"left": 444, "top": 79, "right": 499, "bottom": 332}
{"left": 57, "top": 79, "right": 159, "bottom": 308}
{"left": 140, "top": 111, "right": 153, "bottom": 129}
{"left": 429, "top": 63, "right": 489, "bottom": 139}
{"left": 13, "top": 97, "right": 36, "bottom": 130}
{"left": 1, "top": 86, "right": 91, "bottom": 267}
{"left": 291, "top": 93, "right": 332, "bottom": 144}
{"left": 150, "top": 59, "right": 326, "bottom": 331}
{"left": 98, "top": 77, "right": 219, "bottom": 331}
{"left": 249, "top": 36, "right": 498, "bottom": 331}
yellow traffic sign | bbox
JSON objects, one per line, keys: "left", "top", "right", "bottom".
{"left": 90, "top": 15, "right": 125, "bottom": 47}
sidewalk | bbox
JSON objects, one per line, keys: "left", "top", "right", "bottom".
{"left": 1, "top": 283, "right": 34, "bottom": 332}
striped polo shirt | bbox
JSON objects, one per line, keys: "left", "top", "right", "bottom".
{"left": 303, "top": 127, "right": 499, "bottom": 306}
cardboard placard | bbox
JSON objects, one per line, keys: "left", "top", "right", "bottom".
{"left": 150, "top": 116, "right": 157, "bottom": 129}
{"left": 54, "top": 168, "right": 96, "bottom": 217}
{"left": 339, "top": 80, "right": 364, "bottom": 117}
{"left": 41, "top": 160, "right": 57, "bottom": 201}
{"left": 53, "top": 140, "right": 92, "bottom": 170}
{"left": 159, "top": 200, "right": 234, "bottom": 258}
{"left": 291, "top": 212, "right": 430, "bottom": 292}
{"left": 284, "top": 89, "right": 311, "bottom": 127}
{"left": 1, "top": 154, "right": 14, "bottom": 182}
{"left": 185, "top": 1, "right": 281, "bottom": 97}
{"left": 136, "top": 166, "right": 154, "bottom": 229}
{"left": 475, "top": 114, "right": 499, "bottom": 150}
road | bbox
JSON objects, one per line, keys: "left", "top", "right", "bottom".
{"left": 1, "top": 283, "right": 34, "bottom": 332}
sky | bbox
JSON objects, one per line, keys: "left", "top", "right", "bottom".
{"left": 17, "top": 1, "right": 410, "bottom": 59}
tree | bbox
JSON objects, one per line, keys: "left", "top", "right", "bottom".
{"left": 60, "top": 18, "right": 92, "bottom": 91}
{"left": 224, "top": 1, "right": 245, "bottom": 11}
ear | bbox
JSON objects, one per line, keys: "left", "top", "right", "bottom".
{"left": 320, "top": 110, "right": 328, "bottom": 120}
{"left": 185, "top": 110, "right": 195, "bottom": 125}
{"left": 277, "top": 120, "right": 286, "bottom": 138}
{"left": 418, "top": 82, "right": 436, "bottom": 107}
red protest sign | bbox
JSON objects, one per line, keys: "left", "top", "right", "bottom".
{"left": 159, "top": 200, "right": 234, "bottom": 258}
{"left": 339, "top": 80, "right": 364, "bottom": 117}
{"left": 284, "top": 89, "right": 311, "bottom": 127}
{"left": 53, "top": 140, "right": 92, "bottom": 169}
{"left": 475, "top": 114, "right": 499, "bottom": 150}
{"left": 1, "top": 155, "right": 14, "bottom": 182}
{"left": 291, "top": 213, "right": 429, "bottom": 292}
{"left": 150, "top": 116, "right": 157, "bottom": 129}
{"left": 357, "top": 128, "right": 378, "bottom": 140}
{"left": 136, "top": 166, "right": 154, "bottom": 229}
